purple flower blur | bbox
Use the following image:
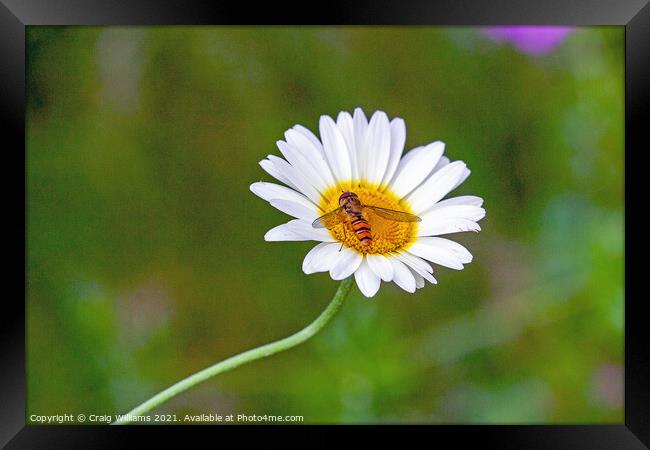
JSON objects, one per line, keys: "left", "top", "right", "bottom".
{"left": 483, "top": 26, "right": 574, "bottom": 55}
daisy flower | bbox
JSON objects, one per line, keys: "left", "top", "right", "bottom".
{"left": 116, "top": 111, "right": 485, "bottom": 422}
{"left": 251, "top": 108, "right": 485, "bottom": 298}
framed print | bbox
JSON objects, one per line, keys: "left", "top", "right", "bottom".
{"left": 3, "top": 0, "right": 649, "bottom": 447}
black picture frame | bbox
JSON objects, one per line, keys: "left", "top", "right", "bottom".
{"left": 3, "top": 0, "right": 648, "bottom": 447}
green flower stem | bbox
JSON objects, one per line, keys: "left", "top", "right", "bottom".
{"left": 112, "top": 277, "right": 354, "bottom": 425}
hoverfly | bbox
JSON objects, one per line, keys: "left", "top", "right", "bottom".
{"left": 312, "top": 191, "right": 421, "bottom": 246}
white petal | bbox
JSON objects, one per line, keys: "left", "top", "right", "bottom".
{"left": 353, "top": 108, "right": 369, "bottom": 180}
{"left": 420, "top": 204, "right": 486, "bottom": 225}
{"left": 417, "top": 218, "right": 482, "bottom": 236}
{"left": 329, "top": 246, "right": 363, "bottom": 280}
{"left": 389, "top": 141, "right": 445, "bottom": 198}
{"left": 408, "top": 239, "right": 467, "bottom": 270}
{"left": 264, "top": 223, "right": 302, "bottom": 241}
{"left": 420, "top": 270, "right": 438, "bottom": 284}
{"left": 287, "top": 220, "right": 337, "bottom": 241}
{"left": 267, "top": 155, "right": 323, "bottom": 204}
{"left": 363, "top": 111, "right": 391, "bottom": 184}
{"left": 264, "top": 220, "right": 334, "bottom": 242}
{"left": 410, "top": 268, "right": 425, "bottom": 289}
{"left": 390, "top": 259, "right": 416, "bottom": 293}
{"left": 432, "top": 155, "right": 450, "bottom": 173}
{"left": 407, "top": 264, "right": 436, "bottom": 285}
{"left": 415, "top": 266, "right": 437, "bottom": 285}
{"left": 259, "top": 159, "right": 297, "bottom": 190}
{"left": 284, "top": 129, "right": 336, "bottom": 187}
{"left": 292, "top": 124, "right": 325, "bottom": 155}
{"left": 432, "top": 195, "right": 484, "bottom": 208}
{"left": 406, "top": 161, "right": 468, "bottom": 214}
{"left": 319, "top": 115, "right": 352, "bottom": 185}
{"left": 302, "top": 242, "right": 330, "bottom": 273}
{"left": 394, "top": 251, "right": 434, "bottom": 274}
{"left": 336, "top": 111, "right": 359, "bottom": 180}
{"left": 393, "top": 141, "right": 442, "bottom": 171}
{"left": 394, "top": 251, "right": 438, "bottom": 285}
{"left": 302, "top": 242, "right": 342, "bottom": 274}
{"left": 381, "top": 118, "right": 406, "bottom": 187}
{"left": 366, "top": 254, "right": 394, "bottom": 282}
{"left": 418, "top": 237, "right": 473, "bottom": 263}
{"left": 404, "top": 265, "right": 436, "bottom": 288}
{"left": 453, "top": 167, "right": 471, "bottom": 190}
{"left": 269, "top": 199, "right": 318, "bottom": 221}
{"left": 250, "top": 182, "right": 318, "bottom": 209}
{"left": 264, "top": 221, "right": 310, "bottom": 242}
{"left": 354, "top": 257, "right": 381, "bottom": 298}
{"left": 276, "top": 140, "right": 329, "bottom": 192}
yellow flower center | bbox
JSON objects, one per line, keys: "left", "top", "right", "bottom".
{"left": 318, "top": 181, "right": 419, "bottom": 255}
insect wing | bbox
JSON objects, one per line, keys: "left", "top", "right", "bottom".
{"left": 363, "top": 205, "right": 422, "bottom": 223}
{"left": 312, "top": 206, "right": 346, "bottom": 229}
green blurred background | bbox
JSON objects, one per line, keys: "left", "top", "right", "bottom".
{"left": 27, "top": 26, "right": 623, "bottom": 424}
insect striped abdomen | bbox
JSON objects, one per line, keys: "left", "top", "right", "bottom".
{"left": 351, "top": 216, "right": 372, "bottom": 246}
